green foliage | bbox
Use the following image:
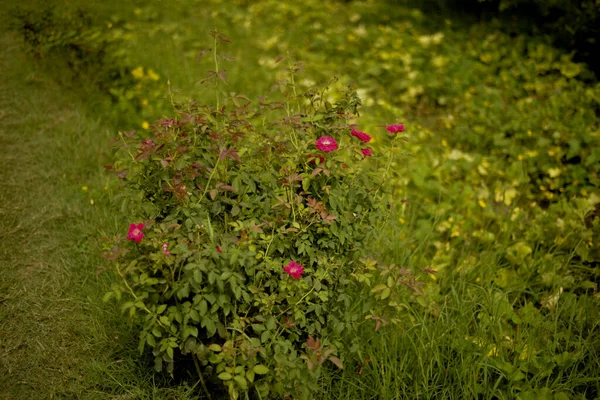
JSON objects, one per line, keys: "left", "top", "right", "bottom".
{"left": 466, "top": 0, "right": 599, "bottom": 74}
{"left": 6, "top": 0, "right": 600, "bottom": 398}
{"left": 10, "top": 3, "right": 165, "bottom": 129}
{"left": 103, "top": 31, "right": 418, "bottom": 399}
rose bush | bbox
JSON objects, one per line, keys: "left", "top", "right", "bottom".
{"left": 102, "top": 31, "right": 417, "bottom": 399}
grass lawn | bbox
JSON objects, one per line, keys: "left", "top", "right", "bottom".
{"left": 1, "top": 0, "right": 599, "bottom": 399}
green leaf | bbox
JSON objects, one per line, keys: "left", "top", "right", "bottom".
{"left": 302, "top": 177, "right": 311, "bottom": 191}
{"left": 218, "top": 372, "right": 232, "bottom": 381}
{"left": 146, "top": 334, "right": 156, "bottom": 347}
{"left": 220, "top": 271, "right": 232, "bottom": 281}
{"left": 370, "top": 284, "right": 387, "bottom": 293}
{"left": 193, "top": 269, "right": 202, "bottom": 284}
{"left": 253, "top": 365, "right": 269, "bottom": 375}
{"left": 156, "top": 304, "right": 167, "bottom": 314}
{"left": 246, "top": 369, "right": 255, "bottom": 383}
{"left": 102, "top": 292, "right": 113, "bottom": 302}
{"left": 208, "top": 344, "right": 222, "bottom": 352}
{"left": 205, "top": 318, "right": 217, "bottom": 337}
{"left": 198, "top": 300, "right": 208, "bottom": 315}
{"left": 138, "top": 336, "right": 145, "bottom": 354}
{"left": 381, "top": 288, "right": 391, "bottom": 300}
{"left": 233, "top": 375, "right": 248, "bottom": 389}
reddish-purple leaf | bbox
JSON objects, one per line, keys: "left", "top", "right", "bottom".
{"left": 196, "top": 49, "right": 210, "bottom": 62}
{"left": 216, "top": 183, "right": 236, "bottom": 192}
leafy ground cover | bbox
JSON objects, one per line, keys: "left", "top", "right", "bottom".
{"left": 2, "top": 0, "right": 600, "bottom": 398}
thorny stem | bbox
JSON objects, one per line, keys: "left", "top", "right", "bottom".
{"left": 119, "top": 132, "right": 136, "bottom": 162}
{"left": 263, "top": 226, "right": 276, "bottom": 258}
{"left": 201, "top": 155, "right": 221, "bottom": 200}
{"left": 284, "top": 57, "right": 301, "bottom": 152}
{"left": 373, "top": 137, "right": 397, "bottom": 199}
{"left": 115, "top": 262, "right": 139, "bottom": 301}
{"left": 115, "top": 262, "right": 168, "bottom": 329}
{"left": 286, "top": 187, "right": 297, "bottom": 224}
{"left": 192, "top": 354, "right": 212, "bottom": 400}
{"left": 213, "top": 32, "right": 220, "bottom": 112}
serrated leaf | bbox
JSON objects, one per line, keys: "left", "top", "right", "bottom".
{"left": 253, "top": 365, "right": 269, "bottom": 375}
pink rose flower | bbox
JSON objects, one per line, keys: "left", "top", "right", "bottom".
{"left": 361, "top": 148, "right": 372, "bottom": 158}
{"left": 283, "top": 261, "right": 304, "bottom": 279}
{"left": 351, "top": 129, "right": 372, "bottom": 143}
{"left": 315, "top": 136, "right": 338, "bottom": 153}
{"left": 127, "top": 223, "right": 145, "bottom": 243}
{"left": 217, "top": 246, "right": 222, "bottom": 253}
{"left": 162, "top": 242, "right": 171, "bottom": 255}
{"left": 386, "top": 124, "right": 405, "bottom": 134}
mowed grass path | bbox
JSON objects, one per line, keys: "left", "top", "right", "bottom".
{"left": 0, "top": 27, "right": 196, "bottom": 399}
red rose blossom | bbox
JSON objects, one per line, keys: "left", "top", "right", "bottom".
{"left": 361, "top": 148, "right": 372, "bottom": 158}
{"left": 127, "top": 223, "right": 144, "bottom": 243}
{"left": 386, "top": 124, "right": 405, "bottom": 134}
{"left": 315, "top": 136, "right": 338, "bottom": 153}
{"left": 283, "top": 261, "right": 304, "bottom": 279}
{"left": 351, "top": 129, "right": 372, "bottom": 143}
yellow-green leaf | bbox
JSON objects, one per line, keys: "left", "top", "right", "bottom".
{"left": 209, "top": 344, "right": 222, "bottom": 352}
{"left": 380, "top": 287, "right": 391, "bottom": 300}
{"left": 370, "top": 284, "right": 386, "bottom": 293}
{"left": 253, "top": 365, "right": 269, "bottom": 375}
{"left": 218, "top": 372, "right": 232, "bottom": 381}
